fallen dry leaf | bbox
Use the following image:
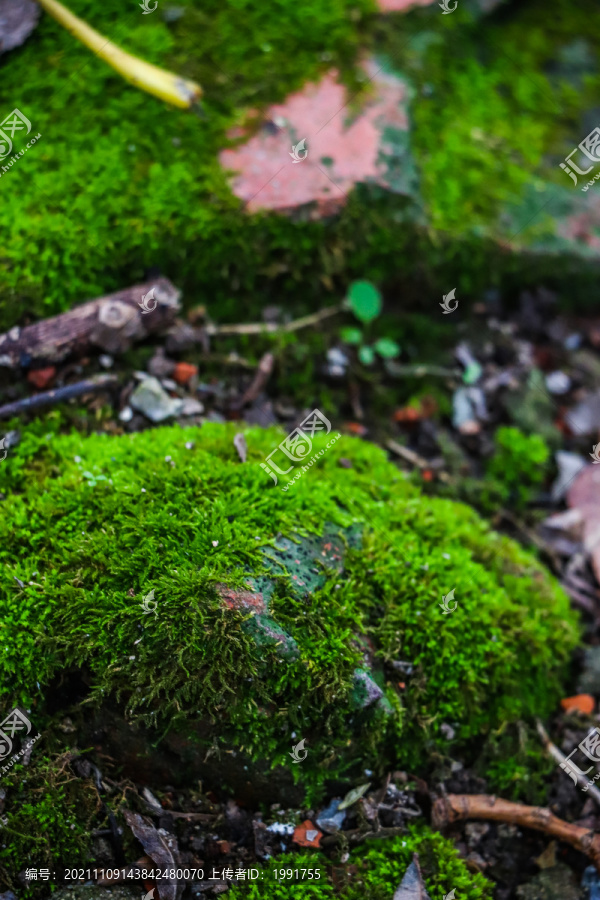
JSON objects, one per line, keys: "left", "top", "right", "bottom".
{"left": 560, "top": 694, "right": 595, "bottom": 715}
{"left": 567, "top": 465, "right": 600, "bottom": 584}
{"left": 0, "top": 0, "right": 40, "bottom": 54}
{"left": 122, "top": 810, "right": 182, "bottom": 900}
{"left": 393, "top": 854, "right": 432, "bottom": 900}
{"left": 233, "top": 432, "right": 247, "bottom": 463}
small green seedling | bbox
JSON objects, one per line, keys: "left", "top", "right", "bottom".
{"left": 341, "top": 280, "right": 400, "bottom": 366}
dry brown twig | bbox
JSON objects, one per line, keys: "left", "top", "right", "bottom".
{"left": 432, "top": 792, "right": 600, "bottom": 871}
{"left": 386, "top": 438, "right": 452, "bottom": 485}
{"left": 204, "top": 304, "right": 342, "bottom": 336}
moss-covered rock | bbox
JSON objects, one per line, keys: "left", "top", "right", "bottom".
{"left": 0, "top": 421, "right": 578, "bottom": 795}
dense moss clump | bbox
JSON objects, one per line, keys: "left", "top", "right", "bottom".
{"left": 227, "top": 831, "right": 493, "bottom": 898}
{"left": 0, "top": 422, "right": 578, "bottom": 793}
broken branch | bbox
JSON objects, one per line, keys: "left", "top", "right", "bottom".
{"left": 0, "top": 278, "right": 180, "bottom": 368}
{"left": 432, "top": 792, "right": 600, "bottom": 871}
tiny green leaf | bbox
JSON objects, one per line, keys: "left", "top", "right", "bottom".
{"left": 359, "top": 345, "right": 375, "bottom": 366}
{"left": 374, "top": 337, "right": 400, "bottom": 359}
{"left": 347, "top": 281, "right": 382, "bottom": 324}
{"left": 340, "top": 327, "right": 363, "bottom": 345}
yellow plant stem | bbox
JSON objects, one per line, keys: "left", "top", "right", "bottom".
{"left": 37, "top": 0, "right": 202, "bottom": 109}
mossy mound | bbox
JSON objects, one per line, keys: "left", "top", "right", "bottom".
{"left": 0, "top": 421, "right": 579, "bottom": 795}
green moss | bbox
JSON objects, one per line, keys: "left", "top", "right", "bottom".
{"left": 376, "top": 0, "right": 600, "bottom": 234}
{"left": 0, "top": 0, "right": 599, "bottom": 328}
{"left": 484, "top": 426, "right": 550, "bottom": 511}
{"left": 227, "top": 830, "right": 493, "bottom": 898}
{"left": 0, "top": 752, "right": 103, "bottom": 893}
{"left": 0, "top": 422, "right": 579, "bottom": 794}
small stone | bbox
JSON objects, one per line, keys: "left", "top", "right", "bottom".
{"left": 119, "top": 406, "right": 134, "bottom": 423}
{"left": 8, "top": 327, "right": 20, "bottom": 341}
{"left": 99, "top": 354, "right": 114, "bottom": 369}
{"left": 212, "top": 540, "right": 219, "bottom": 547}
{"left": 130, "top": 376, "right": 185, "bottom": 423}
{"left": 326, "top": 347, "right": 349, "bottom": 378}
{"left": 180, "top": 398, "right": 204, "bottom": 417}
{"left": 440, "top": 722, "right": 456, "bottom": 740}
{"left": 545, "top": 370, "right": 571, "bottom": 395}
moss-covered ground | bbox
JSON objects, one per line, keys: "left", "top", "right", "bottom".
{"left": 0, "top": 0, "right": 599, "bottom": 331}
{"left": 0, "top": 421, "right": 578, "bottom": 796}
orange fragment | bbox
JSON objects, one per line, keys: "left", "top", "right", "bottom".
{"left": 293, "top": 820, "right": 322, "bottom": 848}
{"left": 27, "top": 366, "right": 56, "bottom": 390}
{"left": 173, "top": 362, "right": 198, "bottom": 385}
{"left": 345, "top": 422, "right": 367, "bottom": 437}
{"left": 560, "top": 694, "right": 595, "bottom": 715}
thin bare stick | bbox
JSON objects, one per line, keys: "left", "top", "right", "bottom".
{"left": 236, "top": 352, "right": 275, "bottom": 408}
{"left": 386, "top": 439, "right": 452, "bottom": 484}
{"left": 432, "top": 792, "right": 600, "bottom": 871}
{"left": 0, "top": 375, "right": 117, "bottom": 419}
{"left": 205, "top": 305, "right": 342, "bottom": 336}
{"left": 536, "top": 720, "right": 600, "bottom": 807}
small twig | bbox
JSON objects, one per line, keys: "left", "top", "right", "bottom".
{"left": 432, "top": 792, "right": 600, "bottom": 871}
{"left": 236, "top": 352, "right": 275, "bottom": 408}
{"left": 386, "top": 439, "right": 452, "bottom": 484}
{"left": 386, "top": 364, "right": 461, "bottom": 379}
{"left": 0, "top": 375, "right": 117, "bottom": 419}
{"left": 536, "top": 720, "right": 600, "bottom": 808}
{"left": 204, "top": 305, "right": 342, "bottom": 336}
{"left": 320, "top": 825, "right": 410, "bottom": 850}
